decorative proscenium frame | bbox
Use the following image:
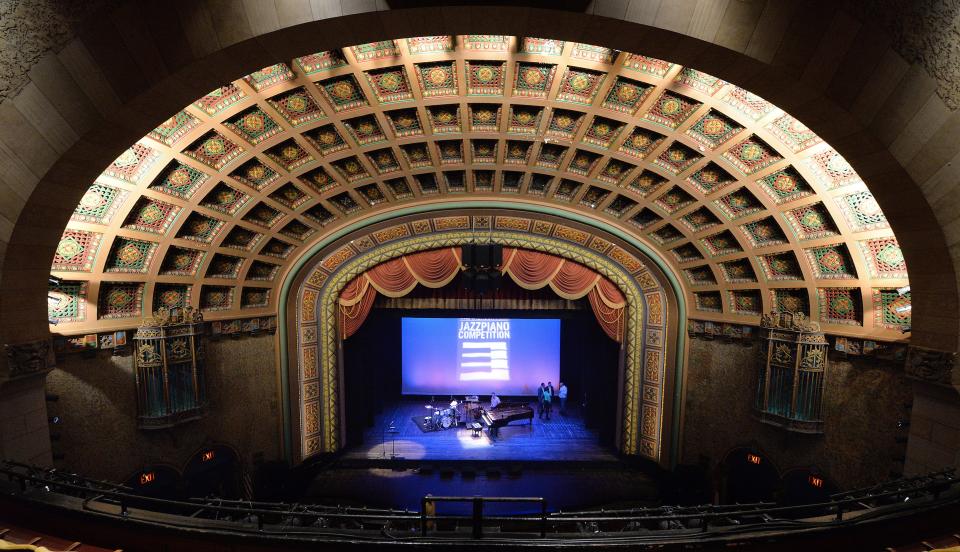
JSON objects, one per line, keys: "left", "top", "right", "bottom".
{"left": 290, "top": 212, "right": 677, "bottom": 465}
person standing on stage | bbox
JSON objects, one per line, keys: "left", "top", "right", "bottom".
{"left": 558, "top": 382, "right": 568, "bottom": 415}
{"left": 490, "top": 392, "right": 501, "bottom": 409}
{"left": 537, "top": 382, "right": 545, "bottom": 419}
{"left": 542, "top": 383, "right": 553, "bottom": 420}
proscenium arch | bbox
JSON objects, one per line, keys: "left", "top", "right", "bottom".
{"left": 280, "top": 202, "right": 683, "bottom": 466}
{"left": 6, "top": 5, "right": 955, "bottom": 353}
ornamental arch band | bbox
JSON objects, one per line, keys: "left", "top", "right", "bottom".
{"left": 283, "top": 208, "right": 681, "bottom": 467}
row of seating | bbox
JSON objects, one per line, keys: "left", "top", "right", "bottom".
{"left": 0, "top": 525, "right": 119, "bottom": 552}
{"left": 885, "top": 533, "right": 960, "bottom": 552}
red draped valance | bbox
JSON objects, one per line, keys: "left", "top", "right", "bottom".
{"left": 338, "top": 247, "right": 626, "bottom": 342}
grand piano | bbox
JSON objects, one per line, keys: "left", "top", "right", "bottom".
{"left": 479, "top": 403, "right": 535, "bottom": 437}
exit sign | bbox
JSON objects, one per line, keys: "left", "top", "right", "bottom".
{"left": 139, "top": 472, "right": 155, "bottom": 485}
{"left": 746, "top": 453, "right": 762, "bottom": 465}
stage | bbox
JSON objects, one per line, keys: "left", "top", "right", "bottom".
{"left": 312, "top": 399, "right": 655, "bottom": 512}
{"left": 341, "top": 398, "right": 619, "bottom": 463}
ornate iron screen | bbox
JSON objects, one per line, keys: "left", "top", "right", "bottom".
{"left": 134, "top": 307, "right": 207, "bottom": 429}
{"left": 754, "top": 312, "right": 827, "bottom": 433}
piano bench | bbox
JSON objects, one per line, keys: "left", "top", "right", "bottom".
{"left": 470, "top": 422, "right": 483, "bottom": 437}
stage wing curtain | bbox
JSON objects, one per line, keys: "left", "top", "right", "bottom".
{"left": 339, "top": 247, "right": 627, "bottom": 342}
{"left": 338, "top": 276, "right": 377, "bottom": 340}
{"left": 588, "top": 278, "right": 627, "bottom": 342}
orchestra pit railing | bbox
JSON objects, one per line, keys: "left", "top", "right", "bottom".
{"left": 0, "top": 461, "right": 957, "bottom": 545}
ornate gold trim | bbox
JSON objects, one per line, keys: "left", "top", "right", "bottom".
{"left": 294, "top": 217, "right": 669, "bottom": 462}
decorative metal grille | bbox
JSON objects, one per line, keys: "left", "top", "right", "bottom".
{"left": 133, "top": 307, "right": 207, "bottom": 429}
{"left": 754, "top": 311, "right": 827, "bottom": 434}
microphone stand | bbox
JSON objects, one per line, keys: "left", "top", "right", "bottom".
{"left": 381, "top": 420, "right": 388, "bottom": 459}
{"left": 388, "top": 419, "right": 398, "bottom": 460}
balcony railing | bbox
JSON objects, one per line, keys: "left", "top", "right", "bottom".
{"left": 0, "top": 461, "right": 957, "bottom": 546}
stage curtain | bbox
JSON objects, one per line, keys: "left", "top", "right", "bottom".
{"left": 339, "top": 246, "right": 628, "bottom": 343}
{"left": 403, "top": 247, "right": 461, "bottom": 288}
{"left": 594, "top": 277, "right": 627, "bottom": 308}
{"left": 500, "top": 247, "right": 626, "bottom": 342}
{"left": 366, "top": 257, "right": 419, "bottom": 297}
{"left": 501, "top": 247, "right": 563, "bottom": 289}
{"left": 588, "top": 280, "right": 626, "bottom": 343}
{"left": 548, "top": 259, "right": 600, "bottom": 300}
{"left": 338, "top": 276, "right": 377, "bottom": 339}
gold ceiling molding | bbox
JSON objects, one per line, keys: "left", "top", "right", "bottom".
{"left": 47, "top": 35, "right": 909, "bottom": 340}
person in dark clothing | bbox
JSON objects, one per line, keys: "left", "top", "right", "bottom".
{"left": 537, "top": 382, "right": 545, "bottom": 419}
{"left": 558, "top": 382, "right": 568, "bottom": 415}
{"left": 542, "top": 384, "right": 553, "bottom": 420}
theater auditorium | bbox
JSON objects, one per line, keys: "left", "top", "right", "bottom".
{"left": 0, "top": 1, "right": 958, "bottom": 550}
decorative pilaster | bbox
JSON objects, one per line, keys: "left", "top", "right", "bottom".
{"left": 0, "top": 339, "right": 55, "bottom": 465}
{"left": 904, "top": 346, "right": 957, "bottom": 390}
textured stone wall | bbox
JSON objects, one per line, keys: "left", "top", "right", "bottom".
{"left": 681, "top": 337, "right": 911, "bottom": 490}
{"left": 1, "top": 1, "right": 960, "bottom": 111}
{"left": 0, "top": 0, "right": 116, "bottom": 100}
{"left": 0, "top": 376, "right": 51, "bottom": 465}
{"left": 904, "top": 383, "right": 960, "bottom": 475}
{"left": 845, "top": 0, "right": 960, "bottom": 110}
{"left": 45, "top": 334, "right": 281, "bottom": 482}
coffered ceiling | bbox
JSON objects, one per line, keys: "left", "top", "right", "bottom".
{"left": 47, "top": 35, "right": 910, "bottom": 340}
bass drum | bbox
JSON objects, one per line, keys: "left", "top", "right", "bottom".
{"left": 440, "top": 414, "right": 454, "bottom": 429}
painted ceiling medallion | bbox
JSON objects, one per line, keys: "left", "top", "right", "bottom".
{"left": 269, "top": 88, "right": 325, "bottom": 126}
{"left": 149, "top": 111, "right": 199, "bottom": 146}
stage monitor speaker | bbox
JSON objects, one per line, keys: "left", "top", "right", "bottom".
{"left": 490, "top": 269, "right": 502, "bottom": 288}
{"left": 462, "top": 244, "right": 502, "bottom": 269}
{"left": 489, "top": 244, "right": 502, "bottom": 268}
{"left": 461, "top": 268, "right": 476, "bottom": 291}
{"left": 474, "top": 272, "right": 490, "bottom": 295}
{"left": 474, "top": 244, "right": 491, "bottom": 268}
{"left": 461, "top": 243, "right": 502, "bottom": 294}
{"left": 472, "top": 269, "right": 502, "bottom": 295}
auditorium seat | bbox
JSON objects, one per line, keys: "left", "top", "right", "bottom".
{"left": 884, "top": 533, "right": 960, "bottom": 551}
{"left": 0, "top": 525, "right": 121, "bottom": 552}
{"left": 923, "top": 535, "right": 960, "bottom": 549}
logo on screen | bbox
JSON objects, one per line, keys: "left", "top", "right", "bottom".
{"left": 457, "top": 318, "right": 510, "bottom": 382}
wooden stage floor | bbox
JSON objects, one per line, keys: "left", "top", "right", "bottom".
{"left": 342, "top": 399, "right": 619, "bottom": 463}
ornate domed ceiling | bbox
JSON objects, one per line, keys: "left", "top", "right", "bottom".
{"left": 47, "top": 35, "right": 910, "bottom": 340}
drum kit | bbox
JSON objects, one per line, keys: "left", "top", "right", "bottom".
{"left": 423, "top": 400, "right": 461, "bottom": 431}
